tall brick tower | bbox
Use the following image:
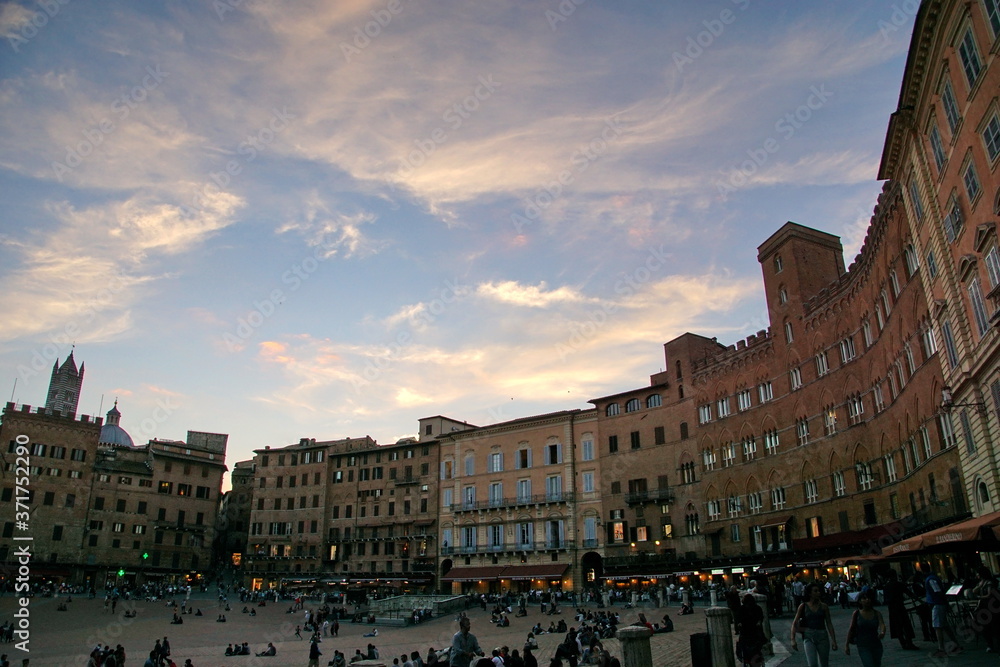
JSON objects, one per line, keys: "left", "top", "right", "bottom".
{"left": 45, "top": 350, "right": 84, "bottom": 416}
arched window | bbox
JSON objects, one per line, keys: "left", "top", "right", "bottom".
{"left": 647, "top": 394, "right": 662, "bottom": 408}
{"left": 606, "top": 403, "right": 620, "bottom": 417}
{"left": 625, "top": 399, "right": 641, "bottom": 413}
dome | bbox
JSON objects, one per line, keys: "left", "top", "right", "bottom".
{"left": 100, "top": 399, "right": 134, "bottom": 447}
{"left": 99, "top": 423, "right": 134, "bottom": 448}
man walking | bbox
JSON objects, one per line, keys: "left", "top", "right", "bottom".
{"left": 451, "top": 617, "right": 483, "bottom": 667}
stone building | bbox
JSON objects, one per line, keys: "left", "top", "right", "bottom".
{"left": 434, "top": 410, "right": 601, "bottom": 594}
{"left": 244, "top": 434, "right": 440, "bottom": 591}
{"left": 879, "top": 0, "right": 1000, "bottom": 518}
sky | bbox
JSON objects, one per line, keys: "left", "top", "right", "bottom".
{"left": 0, "top": 0, "right": 918, "bottom": 482}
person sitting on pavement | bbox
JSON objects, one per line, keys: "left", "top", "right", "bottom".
{"left": 255, "top": 643, "right": 276, "bottom": 657}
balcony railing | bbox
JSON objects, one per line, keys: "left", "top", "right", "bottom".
{"left": 394, "top": 476, "right": 420, "bottom": 486}
{"left": 624, "top": 487, "right": 675, "bottom": 505}
{"left": 582, "top": 538, "right": 599, "bottom": 548}
{"left": 451, "top": 492, "right": 575, "bottom": 513}
{"left": 441, "top": 540, "right": 574, "bottom": 555}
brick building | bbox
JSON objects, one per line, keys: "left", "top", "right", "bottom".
{"left": 244, "top": 435, "right": 440, "bottom": 591}
{"left": 879, "top": 0, "right": 1000, "bottom": 518}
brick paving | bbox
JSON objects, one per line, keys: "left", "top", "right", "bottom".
{"left": 1, "top": 594, "right": 712, "bottom": 667}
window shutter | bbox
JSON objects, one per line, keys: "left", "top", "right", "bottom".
{"left": 606, "top": 522, "right": 615, "bottom": 543}
{"left": 629, "top": 525, "right": 637, "bottom": 542}
{"left": 557, "top": 443, "right": 563, "bottom": 464}
{"left": 527, "top": 448, "right": 532, "bottom": 468}
{"left": 515, "top": 451, "right": 521, "bottom": 469}
{"left": 499, "top": 452, "right": 504, "bottom": 471}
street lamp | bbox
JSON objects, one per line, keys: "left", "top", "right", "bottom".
{"left": 941, "top": 386, "right": 986, "bottom": 411}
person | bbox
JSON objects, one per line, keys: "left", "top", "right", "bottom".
{"left": 845, "top": 591, "right": 885, "bottom": 667}
{"left": 363, "top": 628, "right": 378, "bottom": 638}
{"left": 523, "top": 647, "right": 538, "bottom": 667}
{"left": 256, "top": 643, "right": 276, "bottom": 657}
{"left": 143, "top": 652, "right": 157, "bottom": 667}
{"left": 737, "top": 594, "right": 766, "bottom": 667}
{"left": 308, "top": 641, "right": 322, "bottom": 667}
{"left": 920, "top": 563, "right": 962, "bottom": 657}
{"left": 726, "top": 586, "right": 743, "bottom": 634}
{"left": 184, "top": 661, "right": 193, "bottom": 667}
{"left": 791, "top": 583, "right": 837, "bottom": 667}
{"left": 224, "top": 645, "right": 234, "bottom": 656}
{"left": 882, "top": 570, "right": 917, "bottom": 650}
{"left": 972, "top": 566, "right": 1000, "bottom": 653}
{"left": 296, "top": 625, "right": 303, "bottom": 640}
{"left": 452, "top": 616, "right": 484, "bottom": 667}
{"left": 524, "top": 633, "right": 539, "bottom": 651}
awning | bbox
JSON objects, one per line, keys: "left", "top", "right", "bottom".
{"left": 882, "top": 510, "right": 1000, "bottom": 556}
{"left": 440, "top": 566, "right": 507, "bottom": 582}
{"left": 500, "top": 564, "right": 568, "bottom": 581}
{"left": 759, "top": 516, "right": 793, "bottom": 529}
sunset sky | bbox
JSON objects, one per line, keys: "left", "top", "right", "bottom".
{"left": 0, "top": 0, "right": 917, "bottom": 475}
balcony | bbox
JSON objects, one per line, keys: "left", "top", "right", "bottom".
{"left": 442, "top": 540, "right": 574, "bottom": 555}
{"left": 582, "top": 538, "right": 599, "bottom": 548}
{"left": 624, "top": 487, "right": 675, "bottom": 505}
{"left": 450, "top": 492, "right": 575, "bottom": 513}
{"left": 395, "top": 476, "right": 420, "bottom": 486}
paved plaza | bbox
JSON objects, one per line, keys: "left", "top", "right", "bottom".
{"left": 7, "top": 592, "right": 997, "bottom": 667}
{"left": 0, "top": 594, "right": 706, "bottom": 667}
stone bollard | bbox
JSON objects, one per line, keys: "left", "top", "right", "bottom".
{"left": 705, "top": 607, "right": 736, "bottom": 667}
{"left": 682, "top": 589, "right": 691, "bottom": 608}
{"left": 710, "top": 589, "right": 718, "bottom": 606}
{"left": 618, "top": 625, "right": 654, "bottom": 667}
{"left": 753, "top": 593, "right": 773, "bottom": 657}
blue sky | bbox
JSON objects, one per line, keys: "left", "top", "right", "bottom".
{"left": 0, "top": 0, "right": 916, "bottom": 477}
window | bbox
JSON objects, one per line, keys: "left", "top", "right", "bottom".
{"left": 771, "top": 487, "right": 786, "bottom": 510}
{"left": 909, "top": 180, "right": 924, "bottom": 220}
{"left": 52, "top": 525, "right": 63, "bottom": 541}
{"left": 884, "top": 454, "right": 898, "bottom": 483}
{"left": 707, "top": 499, "right": 722, "bottom": 521}
{"left": 646, "top": 394, "right": 662, "bottom": 408}
{"left": 944, "top": 198, "right": 965, "bottom": 242}
{"left": 742, "top": 436, "right": 757, "bottom": 462}
{"left": 905, "top": 341, "right": 916, "bottom": 373}
{"left": 922, "top": 325, "right": 938, "bottom": 359}
{"left": 488, "top": 482, "right": 503, "bottom": 507}
{"left": 927, "top": 250, "right": 938, "bottom": 278}
{"left": 698, "top": 404, "right": 712, "bottom": 424}
{"left": 517, "top": 522, "right": 534, "bottom": 548}
{"left": 986, "top": 0, "right": 1000, "bottom": 37}
{"left": 970, "top": 277, "right": 991, "bottom": 337}
{"left": 833, "top": 471, "right": 847, "bottom": 497}
{"left": 721, "top": 442, "right": 736, "bottom": 468}
{"left": 804, "top": 479, "right": 819, "bottom": 504}
{"left": 442, "top": 488, "right": 453, "bottom": 508}
{"left": 983, "top": 113, "right": 1000, "bottom": 163}
{"left": 716, "top": 397, "right": 731, "bottom": 418}
{"left": 942, "top": 319, "right": 959, "bottom": 368}
{"left": 758, "top": 381, "right": 773, "bottom": 403}
{"left": 515, "top": 448, "right": 531, "bottom": 469}
{"left": 606, "top": 403, "right": 620, "bottom": 417}
{"left": 582, "top": 472, "right": 595, "bottom": 493}
{"left": 774, "top": 255, "right": 783, "bottom": 273}
{"left": 986, "top": 246, "right": 1000, "bottom": 289}
{"left": 961, "top": 410, "right": 977, "bottom": 455}
{"left": 839, "top": 337, "right": 855, "bottom": 363}
{"left": 824, "top": 407, "right": 837, "bottom": 436}
{"left": 747, "top": 491, "right": 762, "bottom": 514}
{"left": 581, "top": 439, "right": 594, "bottom": 461}
{"left": 790, "top": 367, "right": 802, "bottom": 391}
{"left": 816, "top": 351, "right": 829, "bottom": 376}
{"left": 857, "top": 463, "right": 874, "bottom": 491}
{"left": 959, "top": 28, "right": 983, "bottom": 87}
{"left": 546, "top": 475, "right": 563, "bottom": 501}
{"left": 779, "top": 287, "right": 788, "bottom": 304}
{"left": 964, "top": 160, "right": 982, "bottom": 202}
{"left": 784, "top": 321, "right": 794, "bottom": 343}
{"left": 727, "top": 495, "right": 743, "bottom": 518}
{"left": 930, "top": 123, "right": 947, "bottom": 171}
{"left": 625, "top": 398, "right": 640, "bottom": 413}
{"left": 608, "top": 435, "right": 618, "bottom": 453}
{"left": 847, "top": 394, "right": 864, "bottom": 425}
{"left": 940, "top": 413, "right": 957, "bottom": 449}
{"left": 731, "top": 524, "right": 741, "bottom": 543}
{"left": 629, "top": 431, "right": 641, "bottom": 450}
{"left": 921, "top": 426, "right": 933, "bottom": 460}
{"left": 763, "top": 429, "right": 779, "bottom": 455}
{"left": 941, "top": 79, "right": 961, "bottom": 133}
{"left": 464, "top": 454, "right": 474, "bottom": 476}
{"left": 487, "top": 452, "right": 503, "bottom": 473}
{"left": 737, "top": 389, "right": 753, "bottom": 412}
{"left": 702, "top": 448, "right": 717, "bottom": 471}
{"left": 796, "top": 418, "right": 810, "bottom": 446}
{"left": 654, "top": 426, "right": 665, "bottom": 445}
{"left": 544, "top": 443, "right": 563, "bottom": 465}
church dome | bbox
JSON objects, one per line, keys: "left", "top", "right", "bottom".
{"left": 99, "top": 400, "right": 134, "bottom": 447}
